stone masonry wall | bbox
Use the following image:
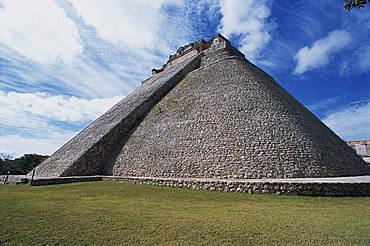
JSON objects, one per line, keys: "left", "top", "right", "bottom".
{"left": 6, "top": 175, "right": 368, "bottom": 197}
{"left": 110, "top": 52, "right": 370, "bottom": 179}
{"left": 106, "top": 176, "right": 370, "bottom": 197}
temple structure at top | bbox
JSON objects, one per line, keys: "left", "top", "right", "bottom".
{"left": 152, "top": 34, "right": 243, "bottom": 75}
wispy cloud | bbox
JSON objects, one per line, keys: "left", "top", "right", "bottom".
{"left": 0, "top": 45, "right": 137, "bottom": 98}
{"left": 357, "top": 45, "right": 370, "bottom": 73}
{"left": 340, "top": 45, "right": 370, "bottom": 75}
{"left": 308, "top": 96, "right": 343, "bottom": 115}
{"left": 293, "top": 30, "right": 352, "bottom": 74}
{"left": 322, "top": 100, "right": 370, "bottom": 140}
{"left": 217, "top": 0, "right": 273, "bottom": 62}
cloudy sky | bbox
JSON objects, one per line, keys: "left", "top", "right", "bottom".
{"left": 0, "top": 0, "right": 369, "bottom": 157}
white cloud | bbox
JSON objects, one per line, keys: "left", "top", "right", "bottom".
{"left": 0, "top": 91, "right": 123, "bottom": 124}
{"left": 294, "top": 30, "right": 352, "bottom": 74}
{"left": 218, "top": 0, "right": 273, "bottom": 61}
{"left": 323, "top": 101, "right": 370, "bottom": 140}
{"left": 0, "top": 0, "right": 82, "bottom": 64}
{"left": 0, "top": 91, "right": 123, "bottom": 155}
{"left": 69, "top": 0, "right": 172, "bottom": 48}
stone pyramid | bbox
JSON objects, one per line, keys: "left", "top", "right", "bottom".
{"left": 32, "top": 34, "right": 370, "bottom": 179}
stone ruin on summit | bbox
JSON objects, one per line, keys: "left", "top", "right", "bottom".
{"left": 29, "top": 34, "right": 370, "bottom": 195}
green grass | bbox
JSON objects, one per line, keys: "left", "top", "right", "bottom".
{"left": 0, "top": 182, "right": 369, "bottom": 245}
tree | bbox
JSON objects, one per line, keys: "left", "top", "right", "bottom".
{"left": 343, "top": 0, "right": 369, "bottom": 11}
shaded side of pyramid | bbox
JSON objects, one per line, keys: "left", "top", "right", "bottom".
{"left": 32, "top": 34, "right": 370, "bottom": 178}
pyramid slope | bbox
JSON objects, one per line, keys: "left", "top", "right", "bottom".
{"left": 109, "top": 56, "right": 370, "bottom": 179}
{"left": 31, "top": 53, "right": 203, "bottom": 177}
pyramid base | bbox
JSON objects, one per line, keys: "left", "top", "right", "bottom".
{"left": 106, "top": 176, "right": 370, "bottom": 196}
{"left": 8, "top": 174, "right": 369, "bottom": 197}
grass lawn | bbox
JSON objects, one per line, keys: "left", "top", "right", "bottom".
{"left": 0, "top": 181, "right": 369, "bottom": 245}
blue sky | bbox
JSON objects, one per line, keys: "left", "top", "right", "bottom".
{"left": 0, "top": 0, "right": 369, "bottom": 157}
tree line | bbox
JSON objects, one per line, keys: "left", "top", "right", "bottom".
{"left": 0, "top": 154, "right": 49, "bottom": 175}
